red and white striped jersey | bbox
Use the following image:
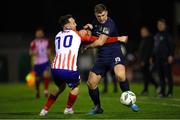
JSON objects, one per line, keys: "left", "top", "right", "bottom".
{"left": 30, "top": 39, "right": 50, "bottom": 65}
{"left": 51, "top": 30, "right": 81, "bottom": 71}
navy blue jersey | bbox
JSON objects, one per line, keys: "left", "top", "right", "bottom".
{"left": 90, "top": 17, "right": 125, "bottom": 77}
{"left": 92, "top": 17, "right": 121, "bottom": 61}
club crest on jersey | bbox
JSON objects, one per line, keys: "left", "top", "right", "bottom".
{"left": 115, "top": 57, "right": 121, "bottom": 64}
{"left": 102, "top": 27, "right": 110, "bottom": 34}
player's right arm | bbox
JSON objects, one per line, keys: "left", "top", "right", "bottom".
{"left": 78, "top": 30, "right": 128, "bottom": 44}
{"left": 85, "top": 34, "right": 108, "bottom": 47}
{"left": 29, "top": 41, "right": 37, "bottom": 56}
{"left": 80, "top": 34, "right": 108, "bottom": 53}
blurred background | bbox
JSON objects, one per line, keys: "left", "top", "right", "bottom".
{"left": 0, "top": 0, "right": 180, "bottom": 85}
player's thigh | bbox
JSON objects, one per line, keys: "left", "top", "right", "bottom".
{"left": 43, "top": 63, "right": 51, "bottom": 78}
{"left": 87, "top": 71, "right": 102, "bottom": 89}
{"left": 51, "top": 70, "right": 66, "bottom": 89}
{"left": 43, "top": 69, "right": 51, "bottom": 78}
{"left": 34, "top": 64, "right": 41, "bottom": 77}
{"left": 114, "top": 64, "right": 126, "bottom": 81}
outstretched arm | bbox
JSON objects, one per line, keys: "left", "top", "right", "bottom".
{"left": 84, "top": 34, "right": 109, "bottom": 48}
{"left": 78, "top": 30, "right": 128, "bottom": 44}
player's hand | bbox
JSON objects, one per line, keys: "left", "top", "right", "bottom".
{"left": 117, "top": 36, "right": 128, "bottom": 43}
{"left": 79, "top": 29, "right": 88, "bottom": 37}
{"left": 83, "top": 23, "right": 93, "bottom": 30}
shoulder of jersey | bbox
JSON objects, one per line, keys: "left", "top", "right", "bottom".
{"left": 56, "top": 30, "right": 80, "bottom": 37}
{"left": 56, "top": 30, "right": 71, "bottom": 35}
{"left": 108, "top": 17, "right": 115, "bottom": 24}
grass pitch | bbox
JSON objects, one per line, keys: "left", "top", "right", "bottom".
{"left": 0, "top": 81, "right": 180, "bottom": 119}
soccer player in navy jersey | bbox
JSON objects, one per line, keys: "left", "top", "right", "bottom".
{"left": 83, "top": 4, "right": 139, "bottom": 114}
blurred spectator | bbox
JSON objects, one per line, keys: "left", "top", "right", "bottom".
{"left": 126, "top": 53, "right": 136, "bottom": 82}
{"left": 29, "top": 27, "right": 51, "bottom": 98}
{"left": 152, "top": 18, "right": 175, "bottom": 97}
{"left": 102, "top": 70, "right": 118, "bottom": 93}
{"left": 138, "top": 26, "right": 158, "bottom": 95}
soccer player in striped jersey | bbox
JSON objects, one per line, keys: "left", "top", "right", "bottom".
{"left": 39, "top": 14, "right": 127, "bottom": 116}
{"left": 29, "top": 27, "right": 51, "bottom": 98}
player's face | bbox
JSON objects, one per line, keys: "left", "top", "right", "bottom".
{"left": 35, "top": 30, "right": 45, "bottom": 38}
{"left": 68, "top": 18, "right": 77, "bottom": 31}
{"left": 157, "top": 21, "right": 166, "bottom": 32}
{"left": 95, "top": 10, "right": 108, "bottom": 24}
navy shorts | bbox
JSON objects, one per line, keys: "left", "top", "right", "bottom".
{"left": 51, "top": 69, "right": 80, "bottom": 89}
{"left": 91, "top": 51, "right": 125, "bottom": 77}
{"left": 34, "top": 61, "right": 50, "bottom": 77}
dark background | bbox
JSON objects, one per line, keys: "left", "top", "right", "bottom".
{"left": 0, "top": 0, "right": 174, "bottom": 32}
{"left": 0, "top": 0, "right": 176, "bottom": 52}
{"left": 0, "top": 0, "right": 176, "bottom": 51}
{"left": 0, "top": 0, "right": 180, "bottom": 83}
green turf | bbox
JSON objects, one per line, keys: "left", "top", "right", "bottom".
{"left": 0, "top": 81, "right": 180, "bottom": 119}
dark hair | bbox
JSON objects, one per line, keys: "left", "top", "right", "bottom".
{"left": 59, "top": 14, "right": 73, "bottom": 27}
{"left": 94, "top": 4, "right": 107, "bottom": 13}
{"left": 35, "top": 26, "right": 44, "bottom": 32}
{"left": 140, "top": 26, "right": 149, "bottom": 31}
{"left": 157, "top": 18, "right": 167, "bottom": 24}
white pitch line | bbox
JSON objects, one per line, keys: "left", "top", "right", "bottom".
{"left": 171, "top": 98, "right": 180, "bottom": 101}
{"left": 138, "top": 96, "right": 180, "bottom": 101}
{"left": 139, "top": 101, "right": 180, "bottom": 108}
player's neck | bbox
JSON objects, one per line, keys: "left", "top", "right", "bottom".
{"left": 63, "top": 27, "right": 76, "bottom": 32}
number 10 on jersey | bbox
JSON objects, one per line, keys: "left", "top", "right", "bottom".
{"left": 56, "top": 35, "right": 73, "bottom": 49}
